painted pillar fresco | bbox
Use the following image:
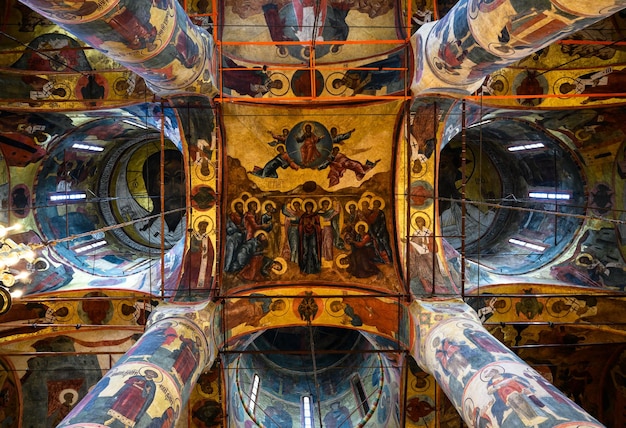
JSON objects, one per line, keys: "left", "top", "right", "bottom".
{"left": 57, "top": 301, "right": 217, "bottom": 427}
{"left": 411, "top": 0, "right": 626, "bottom": 94}
{"left": 409, "top": 299, "right": 604, "bottom": 427}
{"left": 18, "top": 0, "right": 216, "bottom": 94}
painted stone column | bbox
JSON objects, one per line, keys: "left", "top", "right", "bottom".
{"left": 56, "top": 301, "right": 217, "bottom": 427}
{"left": 409, "top": 299, "right": 605, "bottom": 427}
{"left": 18, "top": 0, "right": 216, "bottom": 94}
{"left": 410, "top": 0, "right": 626, "bottom": 95}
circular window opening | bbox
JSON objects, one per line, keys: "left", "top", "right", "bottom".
{"left": 99, "top": 136, "right": 186, "bottom": 253}
{"left": 438, "top": 119, "right": 585, "bottom": 274}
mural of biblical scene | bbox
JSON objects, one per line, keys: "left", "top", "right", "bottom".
{"left": 475, "top": 12, "right": 626, "bottom": 109}
{"left": 220, "top": 50, "right": 407, "bottom": 99}
{"left": 222, "top": 291, "right": 406, "bottom": 343}
{"left": 0, "top": 30, "right": 151, "bottom": 109}
{"left": 219, "top": 0, "right": 404, "bottom": 65}
{"left": 222, "top": 102, "right": 403, "bottom": 292}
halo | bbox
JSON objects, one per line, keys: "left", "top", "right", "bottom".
{"left": 230, "top": 198, "right": 244, "bottom": 213}
{"left": 494, "top": 297, "right": 512, "bottom": 314}
{"left": 271, "top": 257, "right": 287, "bottom": 275}
{"left": 318, "top": 197, "right": 332, "bottom": 209}
{"left": 276, "top": 45, "right": 290, "bottom": 58}
{"left": 239, "top": 191, "right": 252, "bottom": 201}
{"left": 254, "top": 229, "right": 268, "bottom": 239}
{"left": 275, "top": 144, "right": 286, "bottom": 153}
{"left": 335, "top": 253, "right": 349, "bottom": 268}
{"left": 246, "top": 197, "right": 261, "bottom": 211}
{"left": 326, "top": 72, "right": 348, "bottom": 96}
{"left": 479, "top": 365, "right": 504, "bottom": 382}
{"left": 118, "top": 300, "right": 139, "bottom": 321}
{"left": 194, "top": 159, "right": 216, "bottom": 181}
{"left": 345, "top": 200, "right": 358, "bottom": 214}
{"left": 412, "top": 375, "right": 431, "bottom": 392}
{"left": 410, "top": 212, "right": 432, "bottom": 232}
{"left": 361, "top": 191, "right": 376, "bottom": 200}
{"left": 575, "top": 253, "right": 595, "bottom": 267}
{"left": 355, "top": 221, "right": 369, "bottom": 233}
{"left": 357, "top": 198, "right": 372, "bottom": 211}
{"left": 52, "top": 82, "right": 71, "bottom": 99}
{"left": 268, "top": 72, "right": 289, "bottom": 96}
{"left": 302, "top": 198, "right": 317, "bottom": 212}
{"left": 484, "top": 74, "right": 509, "bottom": 95}
{"left": 289, "top": 197, "right": 304, "bottom": 210}
{"left": 546, "top": 297, "right": 571, "bottom": 318}
{"left": 58, "top": 388, "right": 79, "bottom": 405}
{"left": 139, "top": 366, "right": 164, "bottom": 383}
{"left": 554, "top": 76, "right": 581, "bottom": 98}
{"left": 262, "top": 200, "right": 276, "bottom": 211}
{"left": 372, "top": 196, "right": 385, "bottom": 210}
{"left": 48, "top": 303, "right": 72, "bottom": 321}
{"left": 269, "top": 298, "right": 289, "bottom": 316}
{"left": 193, "top": 215, "right": 215, "bottom": 234}
{"left": 326, "top": 298, "right": 345, "bottom": 316}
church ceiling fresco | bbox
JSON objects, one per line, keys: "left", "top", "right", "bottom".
{"left": 221, "top": 101, "right": 405, "bottom": 292}
{"left": 2, "top": 0, "right": 626, "bottom": 427}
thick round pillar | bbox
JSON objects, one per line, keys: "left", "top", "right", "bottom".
{"left": 56, "top": 301, "right": 217, "bottom": 427}
{"left": 410, "top": 299, "right": 604, "bottom": 427}
{"left": 18, "top": 0, "right": 216, "bottom": 94}
{"left": 411, "top": 0, "right": 626, "bottom": 95}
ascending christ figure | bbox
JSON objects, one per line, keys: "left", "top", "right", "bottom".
{"left": 296, "top": 123, "right": 324, "bottom": 167}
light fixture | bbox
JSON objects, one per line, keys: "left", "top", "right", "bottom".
{"left": 0, "top": 223, "right": 38, "bottom": 312}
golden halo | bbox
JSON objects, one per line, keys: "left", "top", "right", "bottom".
{"left": 230, "top": 198, "right": 244, "bottom": 213}
{"left": 193, "top": 215, "right": 214, "bottom": 234}
{"left": 58, "top": 389, "right": 79, "bottom": 405}
{"left": 118, "top": 300, "right": 138, "bottom": 321}
{"left": 318, "top": 197, "right": 332, "bottom": 209}
{"left": 269, "top": 297, "right": 289, "bottom": 316}
{"left": 358, "top": 197, "right": 372, "bottom": 209}
{"left": 254, "top": 229, "right": 268, "bottom": 239}
{"left": 289, "top": 197, "right": 304, "bottom": 210}
{"left": 345, "top": 200, "right": 358, "bottom": 214}
{"left": 302, "top": 198, "right": 317, "bottom": 212}
{"left": 262, "top": 200, "right": 276, "bottom": 211}
{"left": 246, "top": 197, "right": 261, "bottom": 211}
{"left": 271, "top": 257, "right": 287, "bottom": 275}
{"left": 410, "top": 212, "right": 432, "bottom": 233}
{"left": 372, "top": 196, "right": 385, "bottom": 210}
{"left": 494, "top": 297, "right": 512, "bottom": 314}
{"left": 48, "top": 303, "right": 72, "bottom": 321}
{"left": 575, "top": 253, "right": 595, "bottom": 267}
{"left": 139, "top": 366, "right": 164, "bottom": 383}
{"left": 335, "top": 253, "right": 349, "bottom": 268}
{"left": 240, "top": 191, "right": 252, "bottom": 201}
{"left": 355, "top": 221, "right": 369, "bottom": 233}
{"left": 361, "top": 191, "right": 376, "bottom": 200}
{"left": 326, "top": 298, "right": 345, "bottom": 316}
{"left": 275, "top": 144, "right": 286, "bottom": 152}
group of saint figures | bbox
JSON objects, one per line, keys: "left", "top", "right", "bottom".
{"left": 223, "top": 192, "right": 394, "bottom": 282}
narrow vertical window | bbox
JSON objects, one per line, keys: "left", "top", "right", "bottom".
{"left": 302, "top": 396, "right": 314, "bottom": 428}
{"left": 352, "top": 376, "right": 369, "bottom": 415}
{"left": 249, "top": 374, "right": 260, "bottom": 413}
